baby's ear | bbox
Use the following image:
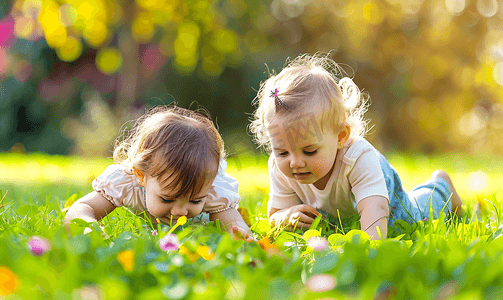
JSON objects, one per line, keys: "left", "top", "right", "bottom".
{"left": 133, "top": 166, "right": 145, "bottom": 187}
{"left": 337, "top": 125, "right": 351, "bottom": 149}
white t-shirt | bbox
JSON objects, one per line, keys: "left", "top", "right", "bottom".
{"left": 268, "top": 138, "right": 389, "bottom": 219}
{"left": 92, "top": 160, "right": 240, "bottom": 215}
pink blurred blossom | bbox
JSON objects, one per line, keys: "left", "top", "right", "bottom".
{"left": 159, "top": 234, "right": 179, "bottom": 251}
{"left": 140, "top": 45, "right": 165, "bottom": 77}
{"left": 0, "top": 16, "right": 15, "bottom": 47}
{"left": 152, "top": 229, "right": 158, "bottom": 236}
{"left": 306, "top": 236, "right": 329, "bottom": 251}
{"left": 306, "top": 274, "right": 337, "bottom": 292}
{"left": 28, "top": 236, "right": 50, "bottom": 256}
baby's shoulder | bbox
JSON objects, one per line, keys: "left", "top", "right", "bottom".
{"left": 101, "top": 163, "right": 129, "bottom": 175}
{"left": 343, "top": 138, "right": 377, "bottom": 163}
{"left": 95, "top": 164, "right": 136, "bottom": 186}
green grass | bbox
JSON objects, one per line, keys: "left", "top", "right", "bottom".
{"left": 1, "top": 152, "right": 503, "bottom": 299}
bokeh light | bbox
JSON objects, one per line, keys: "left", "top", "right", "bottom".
{"left": 96, "top": 47, "right": 122, "bottom": 75}
{"left": 493, "top": 62, "right": 503, "bottom": 85}
{"left": 468, "top": 171, "right": 489, "bottom": 191}
{"left": 270, "top": 0, "right": 306, "bottom": 22}
{"left": 39, "top": 3, "right": 67, "bottom": 47}
{"left": 445, "top": 0, "right": 466, "bottom": 15}
{"left": 22, "top": 0, "right": 42, "bottom": 19}
{"left": 14, "top": 16, "right": 35, "bottom": 39}
{"left": 58, "top": 3, "right": 77, "bottom": 27}
{"left": 476, "top": 0, "right": 498, "bottom": 18}
{"left": 1, "top": 0, "right": 503, "bottom": 157}
{"left": 83, "top": 20, "right": 108, "bottom": 47}
{"left": 212, "top": 29, "right": 238, "bottom": 53}
{"left": 56, "top": 36, "right": 83, "bottom": 62}
{"left": 458, "top": 107, "right": 488, "bottom": 138}
{"left": 174, "top": 21, "right": 200, "bottom": 73}
{"left": 132, "top": 11, "right": 155, "bottom": 43}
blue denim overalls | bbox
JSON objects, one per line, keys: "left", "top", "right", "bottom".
{"left": 376, "top": 151, "right": 452, "bottom": 226}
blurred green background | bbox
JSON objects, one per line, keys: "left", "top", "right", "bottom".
{"left": 0, "top": 0, "right": 502, "bottom": 158}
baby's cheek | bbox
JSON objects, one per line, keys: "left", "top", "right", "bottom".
{"left": 311, "top": 160, "right": 322, "bottom": 172}
{"left": 146, "top": 201, "right": 164, "bottom": 217}
{"left": 313, "top": 159, "right": 329, "bottom": 176}
{"left": 195, "top": 203, "right": 206, "bottom": 215}
{"left": 278, "top": 161, "right": 291, "bottom": 176}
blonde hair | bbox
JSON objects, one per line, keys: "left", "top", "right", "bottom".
{"left": 114, "top": 105, "right": 225, "bottom": 199}
{"left": 249, "top": 53, "right": 369, "bottom": 152}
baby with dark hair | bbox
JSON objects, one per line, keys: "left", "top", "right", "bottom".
{"left": 65, "top": 105, "right": 251, "bottom": 240}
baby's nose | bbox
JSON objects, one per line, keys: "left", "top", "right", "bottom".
{"left": 290, "top": 156, "right": 306, "bottom": 168}
{"left": 171, "top": 204, "right": 187, "bottom": 216}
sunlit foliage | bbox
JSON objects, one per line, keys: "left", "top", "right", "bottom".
{"left": 0, "top": 0, "right": 502, "bottom": 155}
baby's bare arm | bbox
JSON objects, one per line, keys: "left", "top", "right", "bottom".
{"left": 357, "top": 196, "right": 389, "bottom": 240}
{"left": 64, "top": 191, "right": 116, "bottom": 224}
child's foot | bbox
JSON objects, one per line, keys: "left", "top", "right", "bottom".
{"left": 431, "top": 170, "right": 463, "bottom": 217}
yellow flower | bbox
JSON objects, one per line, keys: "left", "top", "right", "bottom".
{"left": 258, "top": 236, "right": 280, "bottom": 255}
{"left": 179, "top": 244, "right": 214, "bottom": 262}
{"left": 167, "top": 216, "right": 188, "bottom": 234}
{"left": 179, "top": 245, "right": 200, "bottom": 263}
{"left": 0, "top": 266, "right": 19, "bottom": 296}
{"left": 177, "top": 216, "right": 187, "bottom": 226}
{"left": 117, "top": 250, "right": 134, "bottom": 272}
{"left": 196, "top": 245, "right": 214, "bottom": 260}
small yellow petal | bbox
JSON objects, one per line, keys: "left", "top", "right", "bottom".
{"left": 177, "top": 216, "right": 187, "bottom": 226}
{"left": 0, "top": 266, "right": 20, "bottom": 296}
{"left": 117, "top": 250, "right": 134, "bottom": 272}
{"left": 180, "top": 245, "right": 200, "bottom": 262}
{"left": 179, "top": 245, "right": 188, "bottom": 255}
{"left": 196, "top": 245, "right": 214, "bottom": 260}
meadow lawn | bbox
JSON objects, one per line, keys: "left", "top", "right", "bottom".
{"left": 1, "top": 152, "right": 503, "bottom": 299}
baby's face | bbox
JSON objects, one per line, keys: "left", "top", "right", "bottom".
{"left": 267, "top": 119, "right": 341, "bottom": 189}
{"left": 143, "top": 175, "right": 211, "bottom": 224}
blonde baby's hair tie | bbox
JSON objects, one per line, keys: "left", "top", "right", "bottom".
{"left": 271, "top": 88, "right": 290, "bottom": 112}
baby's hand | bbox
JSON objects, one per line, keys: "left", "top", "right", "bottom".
{"left": 83, "top": 224, "right": 110, "bottom": 239}
{"left": 270, "top": 204, "right": 321, "bottom": 229}
{"left": 231, "top": 222, "right": 254, "bottom": 242}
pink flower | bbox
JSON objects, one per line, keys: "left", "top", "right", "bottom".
{"left": 306, "top": 274, "right": 337, "bottom": 292}
{"left": 28, "top": 236, "right": 50, "bottom": 256}
{"left": 159, "top": 234, "right": 179, "bottom": 251}
{"left": 306, "top": 236, "right": 329, "bottom": 251}
{"left": 152, "top": 229, "right": 158, "bottom": 236}
{"left": 424, "top": 217, "right": 428, "bottom": 222}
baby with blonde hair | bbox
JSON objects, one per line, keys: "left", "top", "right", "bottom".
{"left": 65, "top": 105, "right": 251, "bottom": 240}
{"left": 250, "top": 54, "right": 462, "bottom": 240}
